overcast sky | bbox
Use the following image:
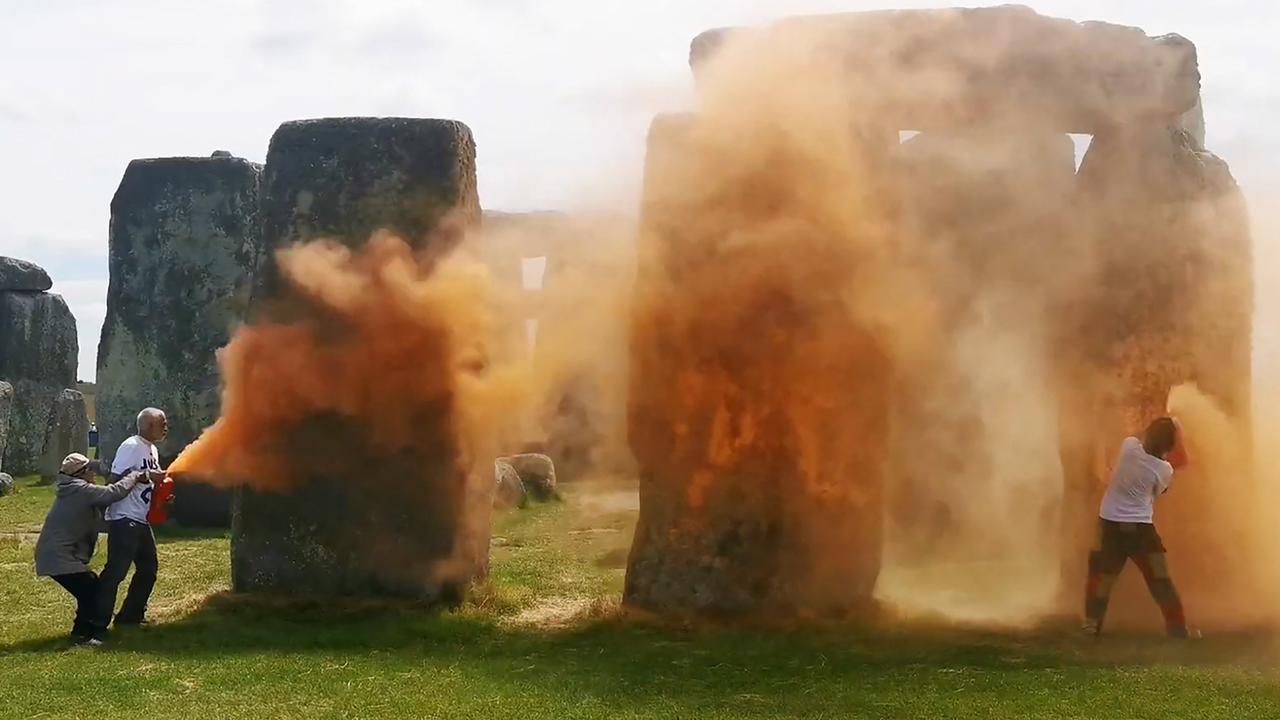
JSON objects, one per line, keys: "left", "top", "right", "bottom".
{"left": 2, "top": 0, "right": 1276, "bottom": 382}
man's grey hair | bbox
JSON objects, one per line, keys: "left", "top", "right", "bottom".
{"left": 137, "top": 407, "right": 166, "bottom": 432}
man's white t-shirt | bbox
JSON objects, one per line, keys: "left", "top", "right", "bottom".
{"left": 1099, "top": 436, "right": 1174, "bottom": 524}
{"left": 105, "top": 435, "right": 160, "bottom": 523}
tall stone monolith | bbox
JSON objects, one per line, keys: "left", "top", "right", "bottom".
{"left": 623, "top": 113, "right": 891, "bottom": 615}
{"left": 232, "top": 117, "right": 483, "bottom": 600}
{"left": 38, "top": 388, "right": 89, "bottom": 482}
{"left": 97, "top": 154, "right": 261, "bottom": 525}
{"left": 0, "top": 278, "right": 78, "bottom": 476}
{"left": 0, "top": 381, "right": 13, "bottom": 473}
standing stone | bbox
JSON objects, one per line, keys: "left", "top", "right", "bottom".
{"left": 494, "top": 459, "right": 527, "bottom": 509}
{"left": 0, "top": 289, "right": 77, "bottom": 476}
{"left": 0, "top": 291, "right": 77, "bottom": 389}
{"left": 0, "top": 473, "right": 13, "bottom": 496}
{"left": 624, "top": 114, "right": 891, "bottom": 615}
{"left": 0, "top": 257, "right": 53, "bottom": 292}
{"left": 233, "top": 117, "right": 483, "bottom": 600}
{"left": 501, "top": 453, "right": 557, "bottom": 501}
{"left": 0, "top": 381, "right": 11, "bottom": 473}
{"left": 37, "top": 389, "right": 88, "bottom": 482}
{"left": 97, "top": 155, "right": 261, "bottom": 526}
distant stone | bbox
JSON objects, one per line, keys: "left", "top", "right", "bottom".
{"left": 502, "top": 453, "right": 557, "bottom": 501}
{"left": 38, "top": 389, "right": 88, "bottom": 483}
{"left": 211, "top": 150, "right": 233, "bottom": 157}
{"left": 0, "top": 292, "right": 77, "bottom": 387}
{"left": 0, "top": 381, "right": 12, "bottom": 474}
{"left": 2, "top": 381, "right": 60, "bottom": 476}
{"left": 97, "top": 154, "right": 262, "bottom": 527}
{"left": 0, "top": 290, "right": 77, "bottom": 476}
{"left": 0, "top": 257, "right": 52, "bottom": 292}
{"left": 0, "top": 473, "right": 13, "bottom": 496}
{"left": 494, "top": 459, "right": 527, "bottom": 509}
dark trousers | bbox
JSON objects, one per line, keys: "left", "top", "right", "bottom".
{"left": 52, "top": 571, "right": 99, "bottom": 637}
{"left": 95, "top": 519, "right": 158, "bottom": 627}
{"left": 1084, "top": 519, "right": 1187, "bottom": 636}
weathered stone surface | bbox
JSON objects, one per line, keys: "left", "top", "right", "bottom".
{"left": 624, "top": 114, "right": 890, "bottom": 615}
{"left": 502, "top": 453, "right": 557, "bottom": 501}
{"left": 0, "top": 472, "right": 13, "bottom": 496}
{"left": 96, "top": 155, "right": 261, "bottom": 526}
{"left": 690, "top": 7, "right": 1200, "bottom": 132}
{"left": 494, "top": 459, "right": 527, "bottom": 509}
{"left": 0, "top": 292, "right": 77, "bottom": 388}
{"left": 2, "top": 381, "right": 60, "bottom": 476}
{"left": 37, "top": 389, "right": 88, "bottom": 482}
{"left": 254, "top": 117, "right": 480, "bottom": 304}
{"left": 0, "top": 257, "right": 52, "bottom": 292}
{"left": 0, "top": 381, "right": 12, "bottom": 473}
{"left": 232, "top": 423, "right": 468, "bottom": 599}
{"left": 0, "top": 290, "right": 77, "bottom": 476}
{"left": 233, "top": 117, "right": 483, "bottom": 599}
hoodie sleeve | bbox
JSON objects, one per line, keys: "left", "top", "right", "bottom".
{"left": 74, "top": 472, "right": 142, "bottom": 507}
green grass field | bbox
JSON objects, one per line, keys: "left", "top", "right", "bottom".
{"left": 2, "top": 476, "right": 1278, "bottom": 719}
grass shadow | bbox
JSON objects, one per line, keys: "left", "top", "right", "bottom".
{"left": 8, "top": 589, "right": 1276, "bottom": 670}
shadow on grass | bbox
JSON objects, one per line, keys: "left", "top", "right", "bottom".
{"left": 6, "top": 591, "right": 1276, "bottom": 680}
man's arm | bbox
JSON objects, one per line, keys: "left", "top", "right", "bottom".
{"left": 1156, "top": 465, "right": 1175, "bottom": 496}
{"left": 75, "top": 472, "right": 147, "bottom": 507}
{"left": 108, "top": 441, "right": 142, "bottom": 482}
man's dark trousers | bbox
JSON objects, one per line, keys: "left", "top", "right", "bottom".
{"left": 53, "top": 571, "right": 99, "bottom": 637}
{"left": 95, "top": 518, "right": 158, "bottom": 627}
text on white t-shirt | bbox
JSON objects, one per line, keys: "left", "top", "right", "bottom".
{"left": 105, "top": 435, "right": 160, "bottom": 523}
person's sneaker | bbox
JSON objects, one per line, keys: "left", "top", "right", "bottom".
{"left": 1081, "top": 620, "right": 1101, "bottom": 638}
{"left": 84, "top": 637, "right": 105, "bottom": 647}
{"left": 114, "top": 618, "right": 150, "bottom": 628}
{"left": 1170, "top": 626, "right": 1203, "bottom": 640}
{"left": 72, "top": 634, "right": 104, "bottom": 647}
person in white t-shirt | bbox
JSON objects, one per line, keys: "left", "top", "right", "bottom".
{"left": 94, "top": 407, "right": 168, "bottom": 631}
{"left": 1082, "top": 416, "right": 1189, "bottom": 638}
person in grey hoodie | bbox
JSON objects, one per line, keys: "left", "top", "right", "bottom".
{"left": 34, "top": 453, "right": 151, "bottom": 644}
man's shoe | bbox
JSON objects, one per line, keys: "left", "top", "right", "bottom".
{"left": 1081, "top": 620, "right": 1101, "bottom": 638}
{"left": 114, "top": 618, "right": 150, "bottom": 628}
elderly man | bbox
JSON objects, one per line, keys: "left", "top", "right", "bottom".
{"left": 34, "top": 453, "right": 150, "bottom": 644}
{"left": 95, "top": 408, "right": 168, "bottom": 630}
